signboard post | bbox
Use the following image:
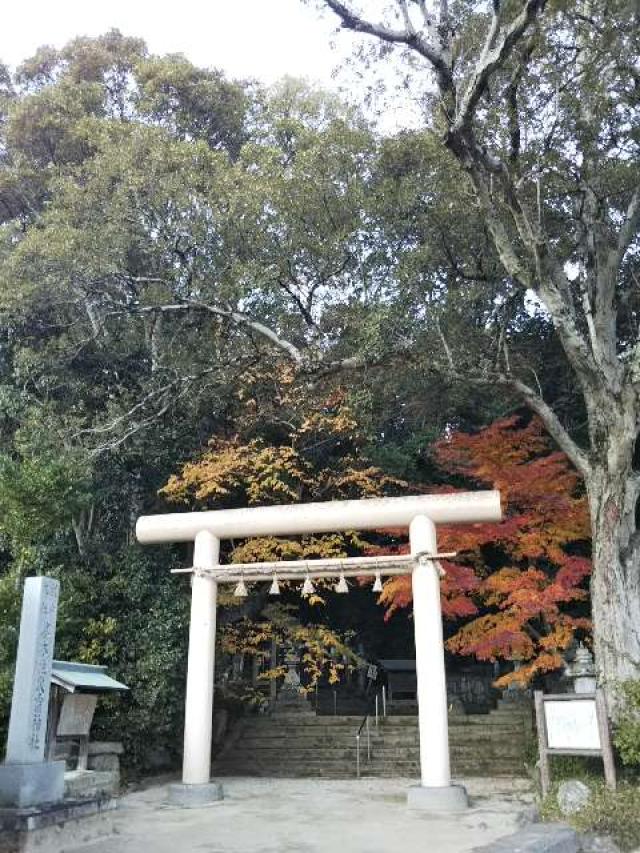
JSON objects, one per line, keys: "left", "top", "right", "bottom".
{"left": 534, "top": 690, "right": 616, "bottom": 796}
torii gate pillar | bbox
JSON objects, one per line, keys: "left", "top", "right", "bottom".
{"left": 408, "top": 515, "right": 467, "bottom": 810}
{"left": 168, "top": 530, "right": 223, "bottom": 807}
{"left": 136, "top": 491, "right": 501, "bottom": 811}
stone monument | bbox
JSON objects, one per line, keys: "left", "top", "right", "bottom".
{"left": 566, "top": 643, "right": 597, "bottom": 694}
{"left": 273, "top": 651, "right": 313, "bottom": 715}
{"left": 0, "top": 576, "right": 65, "bottom": 808}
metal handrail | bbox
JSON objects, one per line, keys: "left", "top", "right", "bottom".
{"left": 355, "top": 715, "right": 370, "bottom": 779}
{"left": 355, "top": 686, "right": 387, "bottom": 778}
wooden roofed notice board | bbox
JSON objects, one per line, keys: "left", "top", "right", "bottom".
{"left": 534, "top": 690, "right": 616, "bottom": 795}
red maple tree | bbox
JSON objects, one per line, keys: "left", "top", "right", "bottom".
{"left": 376, "top": 415, "right": 592, "bottom": 686}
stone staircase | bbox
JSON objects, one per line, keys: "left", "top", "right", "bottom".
{"left": 213, "top": 701, "right": 533, "bottom": 780}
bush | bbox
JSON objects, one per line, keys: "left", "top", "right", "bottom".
{"left": 542, "top": 782, "right": 640, "bottom": 852}
{"left": 62, "top": 548, "right": 191, "bottom": 775}
{"left": 0, "top": 567, "right": 22, "bottom": 747}
{"left": 614, "top": 680, "right": 640, "bottom": 767}
{"left": 548, "top": 754, "right": 605, "bottom": 781}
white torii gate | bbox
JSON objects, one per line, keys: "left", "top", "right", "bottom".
{"left": 136, "top": 490, "right": 501, "bottom": 811}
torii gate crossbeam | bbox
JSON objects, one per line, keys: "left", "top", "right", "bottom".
{"left": 136, "top": 490, "right": 501, "bottom": 811}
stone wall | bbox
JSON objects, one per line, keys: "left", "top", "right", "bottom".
{"left": 446, "top": 666, "right": 499, "bottom": 714}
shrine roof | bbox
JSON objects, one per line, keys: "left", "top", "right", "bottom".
{"left": 51, "top": 660, "right": 129, "bottom": 693}
{"left": 379, "top": 659, "right": 416, "bottom": 671}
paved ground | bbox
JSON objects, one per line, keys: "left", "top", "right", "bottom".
{"left": 65, "top": 777, "right": 535, "bottom": 853}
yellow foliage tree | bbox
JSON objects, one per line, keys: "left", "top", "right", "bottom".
{"left": 161, "top": 374, "right": 405, "bottom": 565}
{"left": 219, "top": 604, "right": 361, "bottom": 695}
{"left": 160, "top": 375, "right": 405, "bottom": 699}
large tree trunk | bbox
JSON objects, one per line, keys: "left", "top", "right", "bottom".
{"left": 319, "top": 0, "right": 640, "bottom": 718}
{"left": 587, "top": 413, "right": 640, "bottom": 713}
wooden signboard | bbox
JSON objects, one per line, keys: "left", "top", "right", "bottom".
{"left": 534, "top": 690, "right": 616, "bottom": 795}
{"left": 53, "top": 693, "right": 98, "bottom": 771}
{"left": 57, "top": 693, "right": 98, "bottom": 737}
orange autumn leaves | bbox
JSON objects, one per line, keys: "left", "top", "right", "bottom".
{"left": 377, "top": 416, "right": 591, "bottom": 686}
{"left": 162, "top": 392, "right": 591, "bottom": 687}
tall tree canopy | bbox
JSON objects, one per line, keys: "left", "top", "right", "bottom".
{"left": 1, "top": 15, "right": 633, "bottom": 760}
{"left": 301, "top": 0, "right": 640, "bottom": 706}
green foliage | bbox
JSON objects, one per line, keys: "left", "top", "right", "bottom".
{"left": 135, "top": 54, "right": 249, "bottom": 156}
{"left": 614, "top": 681, "right": 640, "bottom": 767}
{"left": 547, "top": 754, "right": 609, "bottom": 783}
{"left": 2, "top": 16, "right": 630, "bottom": 775}
{"left": 0, "top": 567, "right": 22, "bottom": 747}
{"left": 0, "top": 450, "right": 91, "bottom": 545}
{"left": 54, "top": 548, "right": 190, "bottom": 773}
{"left": 541, "top": 782, "right": 640, "bottom": 852}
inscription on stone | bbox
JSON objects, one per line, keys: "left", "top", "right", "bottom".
{"left": 30, "top": 581, "right": 58, "bottom": 751}
{"left": 5, "top": 577, "right": 60, "bottom": 764}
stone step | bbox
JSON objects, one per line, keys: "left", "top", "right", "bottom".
{"left": 248, "top": 716, "right": 364, "bottom": 727}
{"left": 219, "top": 746, "right": 352, "bottom": 757}
{"left": 232, "top": 743, "right": 527, "bottom": 759}
{"left": 238, "top": 728, "right": 384, "bottom": 739}
{"left": 242, "top": 722, "right": 373, "bottom": 733}
{"left": 232, "top": 735, "right": 528, "bottom": 752}
{"left": 378, "top": 727, "right": 528, "bottom": 739}
{"left": 240, "top": 723, "right": 528, "bottom": 739}
{"left": 215, "top": 749, "right": 528, "bottom": 763}
{"left": 361, "top": 767, "right": 526, "bottom": 778}
{"left": 215, "top": 769, "right": 364, "bottom": 779}
{"left": 370, "top": 737, "right": 528, "bottom": 752}
{"left": 230, "top": 733, "right": 526, "bottom": 748}
{"left": 215, "top": 757, "right": 527, "bottom": 770}
{"left": 374, "top": 743, "right": 527, "bottom": 755}
{"left": 214, "top": 763, "right": 527, "bottom": 778}
{"left": 213, "top": 764, "right": 522, "bottom": 777}
{"left": 249, "top": 711, "right": 529, "bottom": 725}
{"left": 225, "top": 753, "right": 522, "bottom": 765}
{"left": 224, "top": 742, "right": 364, "bottom": 751}
{"left": 237, "top": 728, "right": 527, "bottom": 746}
{"left": 215, "top": 708, "right": 532, "bottom": 780}
{"left": 370, "top": 723, "right": 527, "bottom": 734}
{"left": 380, "top": 716, "right": 529, "bottom": 728}
{"left": 215, "top": 763, "right": 361, "bottom": 774}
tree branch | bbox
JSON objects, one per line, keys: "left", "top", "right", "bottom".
{"left": 324, "top": 0, "right": 454, "bottom": 89}
{"left": 470, "top": 168, "right": 600, "bottom": 391}
{"left": 315, "top": 325, "right": 593, "bottom": 481}
{"left": 453, "top": 0, "right": 546, "bottom": 133}
{"left": 626, "top": 337, "right": 640, "bottom": 395}
{"left": 397, "top": 0, "right": 415, "bottom": 35}
{"left": 425, "top": 314, "right": 592, "bottom": 477}
{"left": 112, "top": 301, "right": 304, "bottom": 364}
{"left": 426, "top": 328, "right": 591, "bottom": 476}
{"left": 613, "top": 186, "right": 640, "bottom": 271}
{"left": 497, "top": 374, "right": 591, "bottom": 479}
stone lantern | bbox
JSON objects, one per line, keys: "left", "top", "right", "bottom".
{"left": 565, "top": 643, "right": 597, "bottom": 693}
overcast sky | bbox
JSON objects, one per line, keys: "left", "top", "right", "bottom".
{"left": 2, "top": 0, "right": 425, "bottom": 130}
{"left": 2, "top": 1, "right": 344, "bottom": 83}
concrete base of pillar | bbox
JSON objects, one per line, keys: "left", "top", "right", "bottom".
{"left": 407, "top": 783, "right": 468, "bottom": 812}
{"left": 0, "top": 762, "right": 65, "bottom": 809}
{"left": 168, "top": 782, "right": 224, "bottom": 808}
{"left": 0, "top": 795, "right": 116, "bottom": 851}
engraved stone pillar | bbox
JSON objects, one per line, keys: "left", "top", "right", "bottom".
{"left": 0, "top": 577, "right": 65, "bottom": 807}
